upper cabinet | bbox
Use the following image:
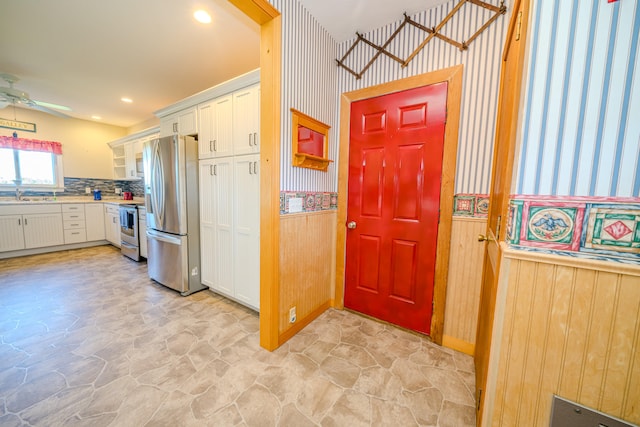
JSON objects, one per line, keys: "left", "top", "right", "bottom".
{"left": 108, "top": 127, "right": 159, "bottom": 180}
{"left": 199, "top": 84, "right": 259, "bottom": 159}
{"left": 198, "top": 94, "right": 233, "bottom": 158}
{"left": 232, "top": 84, "right": 260, "bottom": 156}
{"left": 159, "top": 107, "right": 198, "bottom": 137}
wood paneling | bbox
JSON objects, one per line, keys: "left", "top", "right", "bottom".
{"left": 487, "top": 248, "right": 640, "bottom": 426}
{"left": 279, "top": 211, "right": 335, "bottom": 340}
{"left": 443, "top": 217, "right": 487, "bottom": 354}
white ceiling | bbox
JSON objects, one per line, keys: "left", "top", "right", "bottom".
{"left": 0, "top": 0, "right": 448, "bottom": 129}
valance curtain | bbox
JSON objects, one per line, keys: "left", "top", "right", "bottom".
{"left": 0, "top": 135, "right": 63, "bottom": 155}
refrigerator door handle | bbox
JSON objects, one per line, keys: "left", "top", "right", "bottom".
{"left": 152, "top": 142, "right": 165, "bottom": 226}
{"left": 147, "top": 229, "right": 181, "bottom": 245}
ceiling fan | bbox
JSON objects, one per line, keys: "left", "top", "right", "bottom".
{"left": 0, "top": 73, "right": 71, "bottom": 119}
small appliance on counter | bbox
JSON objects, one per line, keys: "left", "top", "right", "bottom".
{"left": 119, "top": 204, "right": 140, "bottom": 261}
{"left": 93, "top": 190, "right": 101, "bottom": 200}
{"left": 123, "top": 191, "right": 133, "bottom": 200}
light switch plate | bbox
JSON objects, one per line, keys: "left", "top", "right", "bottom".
{"left": 289, "top": 197, "right": 303, "bottom": 213}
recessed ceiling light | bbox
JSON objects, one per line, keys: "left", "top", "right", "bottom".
{"left": 91, "top": 115, "right": 102, "bottom": 120}
{"left": 194, "top": 10, "right": 211, "bottom": 24}
{"left": 121, "top": 97, "right": 133, "bottom": 103}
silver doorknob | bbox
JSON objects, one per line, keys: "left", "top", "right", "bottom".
{"left": 347, "top": 221, "right": 357, "bottom": 229}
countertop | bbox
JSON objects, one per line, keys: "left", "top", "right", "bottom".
{"left": 0, "top": 197, "right": 145, "bottom": 206}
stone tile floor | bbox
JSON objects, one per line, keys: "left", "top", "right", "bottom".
{"left": 0, "top": 246, "right": 476, "bottom": 426}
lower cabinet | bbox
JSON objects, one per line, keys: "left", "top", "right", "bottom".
{"left": 139, "top": 207, "right": 147, "bottom": 258}
{"left": 104, "top": 204, "right": 121, "bottom": 247}
{"left": 85, "top": 203, "right": 106, "bottom": 241}
{"left": 199, "top": 154, "right": 259, "bottom": 310}
{"left": 0, "top": 205, "right": 64, "bottom": 252}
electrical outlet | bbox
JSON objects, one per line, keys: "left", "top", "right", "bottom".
{"left": 85, "top": 187, "right": 91, "bottom": 193}
{"left": 289, "top": 307, "right": 296, "bottom": 323}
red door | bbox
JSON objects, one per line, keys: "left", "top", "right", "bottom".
{"left": 344, "top": 82, "right": 448, "bottom": 335}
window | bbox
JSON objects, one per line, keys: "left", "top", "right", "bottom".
{"left": 0, "top": 136, "right": 64, "bottom": 190}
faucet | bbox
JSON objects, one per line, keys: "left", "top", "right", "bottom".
{"left": 15, "top": 188, "right": 23, "bottom": 201}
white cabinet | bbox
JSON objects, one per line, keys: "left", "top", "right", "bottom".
{"left": 22, "top": 213, "right": 64, "bottom": 249}
{"left": 160, "top": 107, "right": 198, "bottom": 137}
{"left": 138, "top": 206, "right": 147, "bottom": 258}
{"left": 198, "top": 84, "right": 259, "bottom": 160}
{"left": 199, "top": 154, "right": 259, "bottom": 310}
{"left": 0, "top": 215, "right": 25, "bottom": 252}
{"left": 233, "top": 84, "right": 260, "bottom": 156}
{"left": 108, "top": 127, "right": 159, "bottom": 180}
{"left": 104, "top": 204, "right": 121, "bottom": 247}
{"left": 85, "top": 203, "right": 105, "bottom": 241}
{"left": 198, "top": 95, "right": 233, "bottom": 159}
{"left": 62, "top": 204, "right": 87, "bottom": 244}
{"left": 232, "top": 154, "right": 260, "bottom": 307}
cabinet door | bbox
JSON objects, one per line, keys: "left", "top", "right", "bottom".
{"left": 85, "top": 204, "right": 106, "bottom": 241}
{"left": 233, "top": 84, "right": 260, "bottom": 155}
{"left": 124, "top": 142, "right": 137, "bottom": 179}
{"left": 178, "top": 108, "right": 198, "bottom": 135}
{"left": 0, "top": 215, "right": 25, "bottom": 252}
{"left": 160, "top": 118, "right": 175, "bottom": 137}
{"left": 139, "top": 218, "right": 147, "bottom": 258}
{"left": 214, "top": 157, "right": 234, "bottom": 297}
{"left": 198, "top": 102, "right": 214, "bottom": 159}
{"left": 23, "top": 213, "right": 64, "bottom": 249}
{"left": 233, "top": 154, "right": 260, "bottom": 309}
{"left": 213, "top": 95, "right": 234, "bottom": 158}
{"left": 199, "top": 159, "right": 216, "bottom": 286}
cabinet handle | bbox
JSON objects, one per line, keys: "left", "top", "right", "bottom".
{"left": 253, "top": 161, "right": 258, "bottom": 175}
{"left": 254, "top": 132, "right": 258, "bottom": 146}
{"left": 24, "top": 218, "right": 28, "bottom": 226}
{"left": 173, "top": 123, "right": 178, "bottom": 133}
{"left": 18, "top": 218, "right": 21, "bottom": 226}
{"left": 249, "top": 162, "right": 252, "bottom": 175}
{"left": 248, "top": 134, "right": 252, "bottom": 146}
{"left": 214, "top": 164, "right": 217, "bottom": 176}
{"left": 213, "top": 140, "right": 217, "bottom": 152}
{"left": 209, "top": 140, "right": 213, "bottom": 152}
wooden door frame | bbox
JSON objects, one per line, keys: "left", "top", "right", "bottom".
{"left": 227, "top": 0, "right": 281, "bottom": 351}
{"left": 334, "top": 65, "right": 463, "bottom": 345}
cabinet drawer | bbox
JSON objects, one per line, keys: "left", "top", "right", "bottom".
{"left": 64, "top": 220, "right": 86, "bottom": 229}
{"left": 64, "top": 229, "right": 87, "bottom": 244}
{"left": 62, "top": 204, "right": 85, "bottom": 213}
{"left": 63, "top": 212, "right": 85, "bottom": 221}
{"left": 104, "top": 204, "right": 120, "bottom": 215}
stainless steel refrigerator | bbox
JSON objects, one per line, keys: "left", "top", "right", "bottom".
{"left": 143, "top": 135, "right": 207, "bottom": 296}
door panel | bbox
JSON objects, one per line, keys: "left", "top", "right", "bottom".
{"left": 475, "top": 0, "right": 530, "bottom": 423}
{"left": 345, "top": 82, "right": 448, "bottom": 335}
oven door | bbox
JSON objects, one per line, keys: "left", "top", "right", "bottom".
{"left": 119, "top": 206, "right": 138, "bottom": 246}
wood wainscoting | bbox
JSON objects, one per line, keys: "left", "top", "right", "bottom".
{"left": 442, "top": 216, "right": 487, "bottom": 355}
{"left": 483, "top": 245, "right": 640, "bottom": 426}
{"left": 278, "top": 210, "right": 336, "bottom": 343}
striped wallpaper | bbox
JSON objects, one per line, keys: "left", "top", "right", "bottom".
{"left": 517, "top": 0, "right": 640, "bottom": 198}
{"left": 336, "top": 0, "right": 511, "bottom": 195}
{"left": 270, "top": 0, "right": 339, "bottom": 193}
{"left": 271, "top": 0, "right": 511, "bottom": 194}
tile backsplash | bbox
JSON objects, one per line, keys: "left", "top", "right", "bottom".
{"left": 0, "top": 177, "right": 144, "bottom": 198}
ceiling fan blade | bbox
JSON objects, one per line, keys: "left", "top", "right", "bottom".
{"left": 28, "top": 102, "right": 72, "bottom": 118}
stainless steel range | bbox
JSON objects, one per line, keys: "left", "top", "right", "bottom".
{"left": 119, "top": 204, "right": 140, "bottom": 261}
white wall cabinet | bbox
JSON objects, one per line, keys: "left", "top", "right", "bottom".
{"left": 22, "top": 213, "right": 64, "bottom": 249}
{"left": 232, "top": 84, "right": 260, "bottom": 156}
{"left": 104, "top": 204, "right": 121, "bottom": 247}
{"left": 108, "top": 127, "right": 159, "bottom": 180}
{"left": 198, "top": 95, "right": 233, "bottom": 159}
{"left": 85, "top": 203, "right": 105, "bottom": 241}
{"left": 159, "top": 107, "right": 198, "bottom": 137}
